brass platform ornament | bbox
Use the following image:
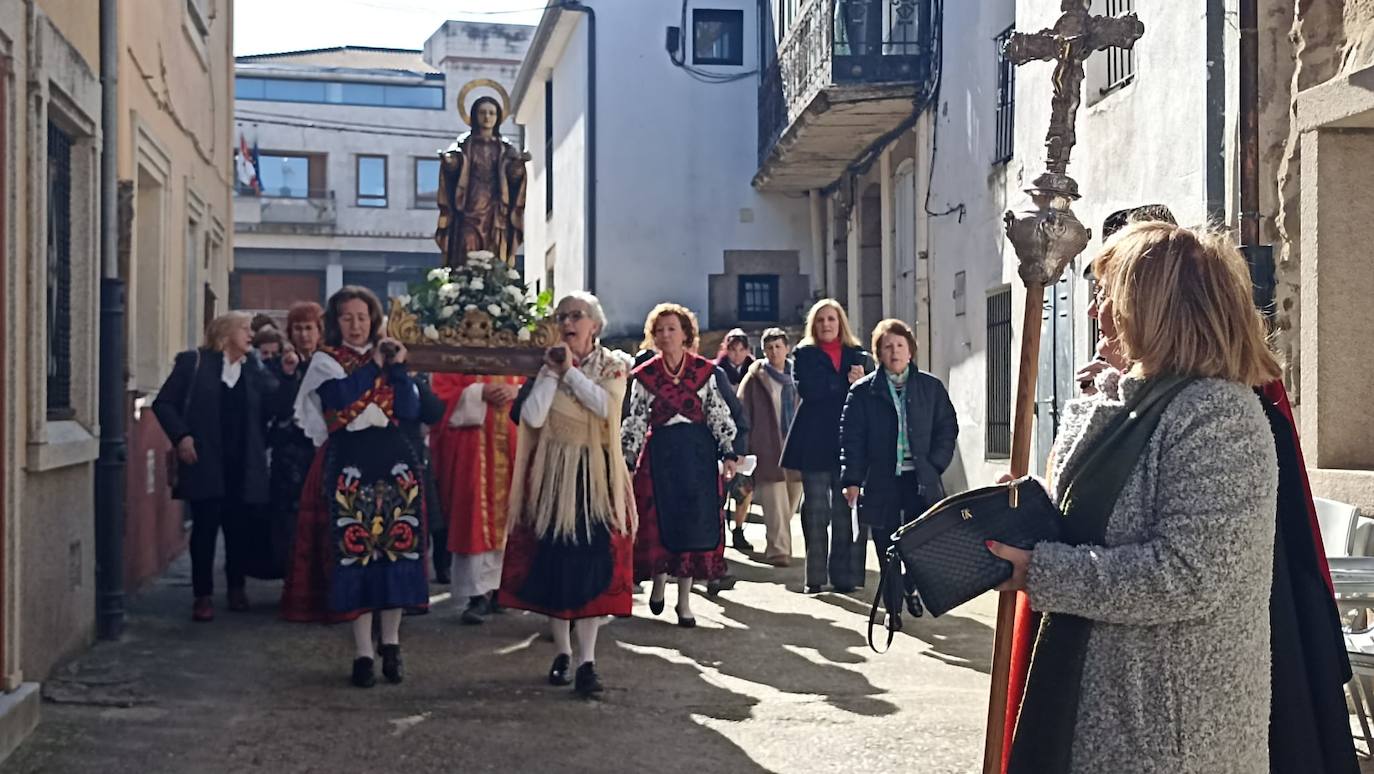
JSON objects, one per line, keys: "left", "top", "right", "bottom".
{"left": 387, "top": 250, "right": 555, "bottom": 375}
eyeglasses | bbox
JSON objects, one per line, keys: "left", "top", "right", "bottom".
{"left": 555, "top": 310, "right": 587, "bottom": 324}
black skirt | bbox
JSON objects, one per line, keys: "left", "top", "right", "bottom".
{"left": 647, "top": 423, "right": 722, "bottom": 553}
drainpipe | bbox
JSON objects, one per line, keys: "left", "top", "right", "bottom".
{"left": 1204, "top": 0, "right": 1226, "bottom": 225}
{"left": 561, "top": 1, "right": 597, "bottom": 294}
{"left": 1237, "top": 0, "right": 1273, "bottom": 311}
{"left": 95, "top": 0, "right": 126, "bottom": 640}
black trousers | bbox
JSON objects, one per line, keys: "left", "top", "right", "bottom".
{"left": 189, "top": 498, "right": 250, "bottom": 597}
{"left": 869, "top": 473, "right": 924, "bottom": 596}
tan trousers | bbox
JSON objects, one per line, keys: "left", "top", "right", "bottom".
{"left": 755, "top": 473, "right": 803, "bottom": 564}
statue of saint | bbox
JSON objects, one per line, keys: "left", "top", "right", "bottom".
{"left": 435, "top": 92, "right": 528, "bottom": 266}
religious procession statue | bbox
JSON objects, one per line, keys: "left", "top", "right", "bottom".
{"left": 435, "top": 81, "right": 529, "bottom": 266}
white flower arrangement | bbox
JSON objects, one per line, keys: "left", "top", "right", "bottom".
{"left": 403, "top": 251, "right": 553, "bottom": 338}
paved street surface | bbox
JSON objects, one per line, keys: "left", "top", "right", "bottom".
{"left": 5, "top": 522, "right": 996, "bottom": 773}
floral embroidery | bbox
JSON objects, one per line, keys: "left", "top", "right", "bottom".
{"left": 333, "top": 464, "right": 422, "bottom": 566}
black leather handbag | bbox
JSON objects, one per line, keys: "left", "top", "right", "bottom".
{"left": 869, "top": 476, "right": 1060, "bottom": 651}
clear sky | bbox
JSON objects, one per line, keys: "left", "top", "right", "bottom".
{"left": 233, "top": 0, "right": 547, "bottom": 57}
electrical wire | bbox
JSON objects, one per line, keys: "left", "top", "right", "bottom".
{"left": 235, "top": 114, "right": 457, "bottom": 140}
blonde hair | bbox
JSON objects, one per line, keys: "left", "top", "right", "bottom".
{"left": 801, "top": 298, "right": 861, "bottom": 348}
{"left": 1091, "top": 222, "right": 1281, "bottom": 386}
{"left": 203, "top": 311, "right": 252, "bottom": 351}
{"left": 641, "top": 303, "right": 699, "bottom": 352}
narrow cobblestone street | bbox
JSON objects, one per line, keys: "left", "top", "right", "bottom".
{"left": 5, "top": 523, "right": 996, "bottom": 773}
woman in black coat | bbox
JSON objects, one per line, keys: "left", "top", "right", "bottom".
{"left": 839, "top": 319, "right": 957, "bottom": 603}
{"left": 779, "top": 299, "right": 871, "bottom": 594}
{"left": 153, "top": 311, "right": 279, "bottom": 622}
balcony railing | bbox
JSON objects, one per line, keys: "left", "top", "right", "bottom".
{"left": 235, "top": 191, "right": 337, "bottom": 228}
{"left": 759, "top": 0, "right": 932, "bottom": 164}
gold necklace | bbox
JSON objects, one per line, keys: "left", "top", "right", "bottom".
{"left": 663, "top": 353, "right": 687, "bottom": 385}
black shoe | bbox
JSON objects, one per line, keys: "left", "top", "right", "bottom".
{"left": 548, "top": 653, "right": 572, "bottom": 686}
{"left": 351, "top": 657, "right": 376, "bottom": 688}
{"left": 574, "top": 662, "right": 604, "bottom": 698}
{"left": 648, "top": 596, "right": 665, "bottom": 616}
{"left": 487, "top": 593, "right": 503, "bottom": 614}
{"left": 379, "top": 644, "right": 403, "bottom": 684}
{"left": 677, "top": 614, "right": 696, "bottom": 628}
{"left": 433, "top": 569, "right": 451, "bottom": 585}
{"left": 705, "top": 580, "right": 721, "bottom": 598}
{"left": 731, "top": 527, "right": 754, "bottom": 552}
{"left": 803, "top": 585, "right": 823, "bottom": 594}
{"left": 905, "top": 593, "right": 924, "bottom": 618}
{"left": 460, "top": 596, "right": 488, "bottom": 625}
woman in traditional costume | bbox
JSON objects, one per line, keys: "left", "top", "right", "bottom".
{"left": 623, "top": 304, "right": 737, "bottom": 628}
{"left": 499, "top": 292, "right": 635, "bottom": 697}
{"left": 281, "top": 286, "right": 428, "bottom": 689}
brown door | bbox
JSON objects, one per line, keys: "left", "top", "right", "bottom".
{"left": 237, "top": 272, "right": 322, "bottom": 311}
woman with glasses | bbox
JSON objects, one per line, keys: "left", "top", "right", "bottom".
{"left": 499, "top": 293, "right": 635, "bottom": 698}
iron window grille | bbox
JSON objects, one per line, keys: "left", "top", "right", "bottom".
{"left": 46, "top": 121, "right": 74, "bottom": 419}
{"left": 985, "top": 288, "right": 1013, "bottom": 459}
{"left": 994, "top": 24, "right": 1015, "bottom": 165}
{"left": 739, "top": 275, "right": 780, "bottom": 322}
{"left": 694, "top": 9, "right": 745, "bottom": 66}
{"left": 1100, "top": 0, "right": 1135, "bottom": 96}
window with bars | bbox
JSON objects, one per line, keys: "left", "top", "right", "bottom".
{"left": 46, "top": 121, "right": 74, "bottom": 419}
{"left": 986, "top": 288, "right": 1013, "bottom": 459}
{"left": 739, "top": 275, "right": 780, "bottom": 322}
{"left": 994, "top": 24, "right": 1015, "bottom": 165}
{"left": 544, "top": 80, "right": 554, "bottom": 214}
{"left": 1099, "top": 0, "right": 1135, "bottom": 96}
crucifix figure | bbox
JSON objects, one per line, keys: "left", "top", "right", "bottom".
{"left": 984, "top": 3, "right": 1143, "bottom": 774}
{"left": 1006, "top": 1, "right": 1144, "bottom": 177}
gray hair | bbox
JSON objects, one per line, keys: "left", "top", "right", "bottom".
{"left": 557, "top": 291, "right": 607, "bottom": 336}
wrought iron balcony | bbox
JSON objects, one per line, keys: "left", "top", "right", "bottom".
{"left": 756, "top": 0, "right": 932, "bottom": 192}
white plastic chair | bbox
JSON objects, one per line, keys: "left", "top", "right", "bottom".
{"left": 1316, "top": 496, "right": 1361, "bottom": 558}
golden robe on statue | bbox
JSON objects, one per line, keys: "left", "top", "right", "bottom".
{"left": 435, "top": 132, "right": 526, "bottom": 266}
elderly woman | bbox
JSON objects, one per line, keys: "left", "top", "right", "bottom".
{"left": 499, "top": 292, "right": 635, "bottom": 698}
{"left": 988, "top": 222, "right": 1282, "bottom": 773}
{"left": 736, "top": 327, "right": 803, "bottom": 566}
{"left": 154, "top": 312, "right": 279, "bottom": 621}
{"left": 840, "top": 318, "right": 957, "bottom": 609}
{"left": 282, "top": 286, "right": 427, "bottom": 689}
{"left": 780, "top": 299, "right": 871, "bottom": 594}
{"left": 623, "top": 303, "right": 737, "bottom": 628}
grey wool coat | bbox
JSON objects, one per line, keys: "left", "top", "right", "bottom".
{"left": 1026, "top": 371, "right": 1278, "bottom": 773}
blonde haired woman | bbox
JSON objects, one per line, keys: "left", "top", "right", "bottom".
{"left": 989, "top": 222, "right": 1282, "bottom": 773}
{"left": 780, "top": 299, "right": 871, "bottom": 593}
{"left": 153, "top": 312, "right": 279, "bottom": 621}
{"left": 623, "top": 303, "right": 738, "bottom": 628}
{"left": 499, "top": 292, "right": 635, "bottom": 697}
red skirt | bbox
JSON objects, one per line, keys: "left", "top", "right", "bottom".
{"left": 631, "top": 437, "right": 727, "bottom": 582}
{"left": 279, "top": 442, "right": 430, "bottom": 623}
{"left": 498, "top": 522, "right": 635, "bottom": 619}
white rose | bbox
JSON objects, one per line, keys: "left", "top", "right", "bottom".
{"left": 507, "top": 269, "right": 521, "bottom": 280}
{"left": 468, "top": 250, "right": 496, "bottom": 262}
{"left": 487, "top": 303, "right": 503, "bottom": 317}
{"left": 397, "top": 294, "right": 412, "bottom": 307}
{"left": 438, "top": 283, "right": 460, "bottom": 301}
{"left": 469, "top": 278, "right": 485, "bottom": 291}
{"left": 517, "top": 327, "right": 531, "bottom": 342}
{"left": 439, "top": 305, "right": 457, "bottom": 320}
{"left": 465, "top": 304, "right": 478, "bottom": 312}
{"left": 423, "top": 324, "right": 440, "bottom": 340}
{"left": 505, "top": 286, "right": 524, "bottom": 299}
{"left": 427, "top": 268, "right": 448, "bottom": 282}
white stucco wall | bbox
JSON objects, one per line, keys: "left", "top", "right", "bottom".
{"left": 518, "top": 0, "right": 813, "bottom": 338}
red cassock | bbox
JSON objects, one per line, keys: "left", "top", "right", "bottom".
{"left": 998, "top": 380, "right": 1341, "bottom": 773}
{"left": 429, "top": 373, "right": 523, "bottom": 557}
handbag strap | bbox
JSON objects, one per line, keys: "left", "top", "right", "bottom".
{"left": 867, "top": 546, "right": 916, "bottom": 654}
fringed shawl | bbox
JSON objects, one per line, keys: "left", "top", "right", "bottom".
{"left": 507, "top": 348, "right": 636, "bottom": 542}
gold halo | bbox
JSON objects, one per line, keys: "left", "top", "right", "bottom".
{"left": 457, "top": 79, "right": 511, "bottom": 127}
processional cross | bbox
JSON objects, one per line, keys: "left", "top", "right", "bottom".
{"left": 984, "top": 3, "right": 1143, "bottom": 773}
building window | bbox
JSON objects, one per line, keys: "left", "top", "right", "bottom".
{"left": 414, "top": 157, "right": 440, "bottom": 205}
{"left": 356, "top": 155, "right": 387, "bottom": 208}
{"left": 694, "top": 9, "right": 745, "bottom": 66}
{"left": 985, "top": 287, "right": 1013, "bottom": 459}
{"left": 739, "top": 275, "right": 780, "bottom": 321}
{"left": 258, "top": 153, "right": 321, "bottom": 198}
{"left": 544, "top": 80, "right": 554, "bottom": 214}
{"left": 234, "top": 77, "right": 446, "bottom": 110}
{"left": 1087, "top": 0, "right": 1135, "bottom": 102}
{"left": 994, "top": 24, "right": 1015, "bottom": 165}
{"left": 46, "top": 121, "right": 74, "bottom": 419}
